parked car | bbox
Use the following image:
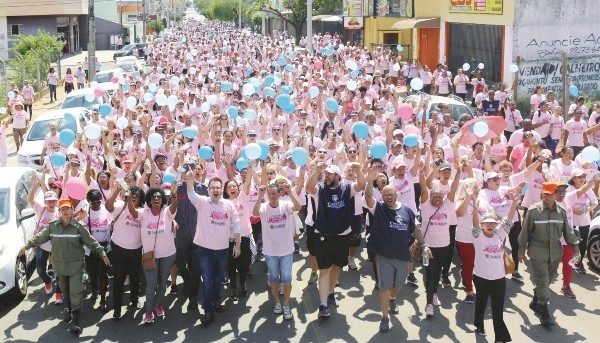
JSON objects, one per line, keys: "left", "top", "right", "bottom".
{"left": 17, "top": 108, "right": 90, "bottom": 170}
{"left": 93, "top": 68, "right": 123, "bottom": 96}
{"left": 113, "top": 43, "right": 146, "bottom": 60}
{"left": 61, "top": 88, "right": 110, "bottom": 110}
{"left": 0, "top": 167, "right": 39, "bottom": 299}
{"left": 402, "top": 94, "right": 473, "bottom": 122}
{"left": 115, "top": 56, "right": 145, "bottom": 76}
{"left": 585, "top": 214, "right": 600, "bottom": 272}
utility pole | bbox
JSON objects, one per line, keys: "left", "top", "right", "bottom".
{"left": 306, "top": 0, "right": 312, "bottom": 53}
{"left": 238, "top": 0, "right": 241, "bottom": 29}
{"left": 142, "top": 0, "right": 146, "bottom": 43}
{"left": 88, "top": 0, "right": 96, "bottom": 82}
{"left": 119, "top": 2, "right": 123, "bottom": 40}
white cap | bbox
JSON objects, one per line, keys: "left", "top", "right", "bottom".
{"left": 324, "top": 165, "right": 341, "bottom": 175}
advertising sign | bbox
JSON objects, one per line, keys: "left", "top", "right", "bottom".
{"left": 449, "top": 0, "right": 503, "bottom": 15}
{"left": 344, "top": 17, "right": 364, "bottom": 30}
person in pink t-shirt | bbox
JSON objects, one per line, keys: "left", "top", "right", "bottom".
{"left": 129, "top": 184, "right": 178, "bottom": 325}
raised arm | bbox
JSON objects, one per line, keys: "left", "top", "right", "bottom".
{"left": 306, "top": 162, "right": 324, "bottom": 195}
{"left": 253, "top": 185, "right": 266, "bottom": 217}
{"left": 364, "top": 165, "right": 378, "bottom": 209}
{"left": 447, "top": 163, "right": 461, "bottom": 202}
{"left": 168, "top": 182, "right": 178, "bottom": 214}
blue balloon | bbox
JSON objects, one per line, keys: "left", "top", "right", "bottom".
{"left": 241, "top": 148, "right": 249, "bottom": 160}
{"left": 325, "top": 98, "right": 339, "bottom": 113}
{"left": 319, "top": 48, "right": 326, "bottom": 54}
{"left": 122, "top": 83, "right": 129, "bottom": 92}
{"left": 64, "top": 112, "right": 76, "bottom": 124}
{"left": 50, "top": 152, "right": 67, "bottom": 167}
{"left": 257, "top": 140, "right": 270, "bottom": 160}
{"left": 352, "top": 122, "right": 369, "bottom": 139}
{"left": 133, "top": 71, "right": 141, "bottom": 77}
{"left": 199, "top": 146, "right": 214, "bottom": 160}
{"left": 370, "top": 141, "right": 388, "bottom": 159}
{"left": 264, "top": 87, "right": 276, "bottom": 97}
{"left": 222, "top": 46, "right": 229, "bottom": 52}
{"left": 59, "top": 129, "right": 75, "bottom": 146}
{"left": 221, "top": 81, "right": 233, "bottom": 91}
{"left": 324, "top": 48, "right": 334, "bottom": 56}
{"left": 182, "top": 126, "right": 199, "bottom": 139}
{"left": 99, "top": 104, "right": 111, "bottom": 116}
{"left": 271, "top": 61, "right": 279, "bottom": 68}
{"left": 285, "top": 65, "right": 295, "bottom": 72}
{"left": 309, "top": 86, "right": 320, "bottom": 98}
{"left": 244, "top": 109, "right": 257, "bottom": 121}
{"left": 291, "top": 147, "right": 308, "bottom": 166}
{"left": 350, "top": 69, "right": 360, "bottom": 78}
{"left": 162, "top": 173, "right": 176, "bottom": 184}
{"left": 246, "top": 68, "right": 254, "bottom": 76}
{"left": 264, "top": 76, "right": 275, "bottom": 87}
{"left": 228, "top": 106, "right": 239, "bottom": 119}
{"left": 278, "top": 56, "right": 287, "bottom": 66}
{"left": 236, "top": 158, "right": 249, "bottom": 170}
{"left": 254, "top": 84, "right": 262, "bottom": 94}
{"left": 284, "top": 103, "right": 296, "bottom": 114}
{"left": 404, "top": 134, "right": 419, "bottom": 147}
{"left": 569, "top": 85, "right": 579, "bottom": 97}
{"left": 281, "top": 86, "right": 292, "bottom": 94}
{"left": 276, "top": 94, "right": 291, "bottom": 108}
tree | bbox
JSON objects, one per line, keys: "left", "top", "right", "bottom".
{"left": 147, "top": 20, "right": 165, "bottom": 35}
{"left": 199, "top": 0, "right": 249, "bottom": 26}
{"left": 9, "top": 30, "right": 63, "bottom": 90}
{"left": 251, "top": 0, "right": 340, "bottom": 43}
{"left": 194, "top": 0, "right": 211, "bottom": 14}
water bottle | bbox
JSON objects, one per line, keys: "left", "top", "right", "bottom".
{"left": 107, "top": 153, "right": 115, "bottom": 168}
{"left": 116, "top": 178, "right": 130, "bottom": 193}
{"left": 422, "top": 247, "right": 430, "bottom": 267}
{"left": 569, "top": 254, "right": 581, "bottom": 268}
{"left": 542, "top": 163, "right": 549, "bottom": 175}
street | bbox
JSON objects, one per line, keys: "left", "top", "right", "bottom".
{"left": 0, "top": 239, "right": 599, "bottom": 342}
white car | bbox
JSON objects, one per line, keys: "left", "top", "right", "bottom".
{"left": 115, "top": 56, "right": 144, "bottom": 76}
{"left": 61, "top": 88, "right": 110, "bottom": 110}
{"left": 17, "top": 108, "right": 90, "bottom": 171}
{"left": 93, "top": 68, "right": 123, "bottom": 96}
{"left": 0, "top": 167, "right": 39, "bottom": 298}
{"left": 584, "top": 215, "right": 600, "bottom": 272}
{"left": 403, "top": 94, "right": 473, "bottom": 122}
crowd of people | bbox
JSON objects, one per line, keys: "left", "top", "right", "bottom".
{"left": 2, "top": 18, "right": 597, "bottom": 341}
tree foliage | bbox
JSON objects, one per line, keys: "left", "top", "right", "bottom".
{"left": 197, "top": 0, "right": 249, "bottom": 25}
{"left": 8, "top": 30, "right": 63, "bottom": 90}
{"left": 147, "top": 20, "right": 165, "bottom": 35}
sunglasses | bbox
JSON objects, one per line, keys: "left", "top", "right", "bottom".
{"left": 152, "top": 194, "right": 162, "bottom": 199}
{"left": 49, "top": 184, "right": 59, "bottom": 189}
{"left": 348, "top": 150, "right": 357, "bottom": 154}
{"left": 273, "top": 128, "right": 281, "bottom": 132}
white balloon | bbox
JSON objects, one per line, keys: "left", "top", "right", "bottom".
{"left": 117, "top": 116, "right": 129, "bottom": 129}
{"left": 143, "top": 92, "right": 154, "bottom": 102}
{"left": 462, "top": 63, "right": 470, "bottom": 71}
{"left": 509, "top": 64, "right": 519, "bottom": 73}
{"left": 167, "top": 95, "right": 178, "bottom": 108}
{"left": 346, "top": 80, "right": 357, "bottom": 91}
{"left": 155, "top": 94, "right": 168, "bottom": 106}
{"left": 392, "top": 63, "right": 401, "bottom": 72}
{"left": 84, "top": 92, "right": 96, "bottom": 102}
{"left": 345, "top": 60, "right": 358, "bottom": 70}
{"left": 243, "top": 83, "right": 255, "bottom": 96}
{"left": 90, "top": 81, "right": 99, "bottom": 89}
{"left": 207, "top": 95, "right": 217, "bottom": 105}
{"left": 200, "top": 102, "right": 210, "bottom": 113}
{"left": 208, "top": 71, "right": 216, "bottom": 79}
{"left": 189, "top": 67, "right": 197, "bottom": 74}
{"left": 170, "top": 76, "right": 180, "bottom": 85}
{"left": 191, "top": 49, "right": 199, "bottom": 56}
{"left": 478, "top": 63, "right": 485, "bottom": 70}
{"left": 125, "top": 96, "right": 137, "bottom": 110}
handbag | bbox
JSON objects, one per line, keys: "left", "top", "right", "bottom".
{"left": 142, "top": 211, "right": 161, "bottom": 272}
{"left": 409, "top": 207, "right": 441, "bottom": 258}
{"left": 495, "top": 232, "right": 515, "bottom": 275}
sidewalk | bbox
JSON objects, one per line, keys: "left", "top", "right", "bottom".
{"left": 4, "top": 50, "right": 116, "bottom": 167}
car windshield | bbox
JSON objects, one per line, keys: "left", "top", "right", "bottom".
{"left": 429, "top": 103, "right": 472, "bottom": 121}
{"left": 62, "top": 95, "right": 100, "bottom": 110}
{"left": 122, "top": 44, "right": 134, "bottom": 51}
{"left": 27, "top": 118, "right": 77, "bottom": 141}
{"left": 0, "top": 189, "right": 8, "bottom": 225}
{"left": 94, "top": 72, "right": 114, "bottom": 83}
{"left": 118, "top": 63, "right": 134, "bottom": 72}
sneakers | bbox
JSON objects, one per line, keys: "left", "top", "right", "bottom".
{"left": 432, "top": 293, "right": 441, "bottom": 306}
{"left": 379, "top": 317, "right": 390, "bottom": 333}
{"left": 389, "top": 298, "right": 399, "bottom": 314}
{"left": 425, "top": 304, "right": 434, "bottom": 318}
{"left": 170, "top": 284, "right": 179, "bottom": 295}
{"left": 348, "top": 258, "right": 358, "bottom": 270}
{"left": 283, "top": 305, "right": 293, "bottom": 320}
{"left": 308, "top": 271, "right": 319, "bottom": 285}
{"left": 327, "top": 293, "right": 339, "bottom": 308}
{"left": 44, "top": 282, "right": 53, "bottom": 295}
{"left": 273, "top": 302, "right": 283, "bottom": 314}
{"left": 561, "top": 286, "right": 576, "bottom": 298}
{"left": 464, "top": 294, "right": 475, "bottom": 304}
{"left": 318, "top": 305, "right": 330, "bottom": 318}
{"left": 512, "top": 272, "right": 524, "bottom": 282}
{"left": 407, "top": 273, "right": 418, "bottom": 285}
{"left": 222, "top": 276, "right": 230, "bottom": 285}
{"left": 294, "top": 242, "right": 300, "bottom": 254}
{"left": 55, "top": 292, "right": 64, "bottom": 305}
{"left": 124, "top": 276, "right": 130, "bottom": 286}
{"left": 143, "top": 311, "right": 155, "bottom": 324}
{"left": 155, "top": 305, "right": 165, "bottom": 317}
{"left": 475, "top": 327, "right": 486, "bottom": 336}
{"left": 575, "top": 262, "right": 587, "bottom": 274}
{"left": 441, "top": 275, "right": 451, "bottom": 288}
{"left": 230, "top": 289, "right": 239, "bottom": 301}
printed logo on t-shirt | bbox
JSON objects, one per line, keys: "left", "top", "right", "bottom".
{"left": 268, "top": 213, "right": 287, "bottom": 229}
{"left": 327, "top": 194, "right": 345, "bottom": 209}
{"left": 483, "top": 244, "right": 503, "bottom": 259}
{"left": 125, "top": 213, "right": 141, "bottom": 228}
{"left": 147, "top": 219, "right": 166, "bottom": 234}
{"left": 210, "top": 211, "right": 229, "bottom": 226}
{"left": 391, "top": 211, "right": 409, "bottom": 231}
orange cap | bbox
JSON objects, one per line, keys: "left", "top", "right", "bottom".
{"left": 59, "top": 199, "right": 72, "bottom": 209}
{"left": 541, "top": 182, "right": 558, "bottom": 195}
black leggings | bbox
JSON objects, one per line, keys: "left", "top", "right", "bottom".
{"left": 227, "top": 237, "right": 252, "bottom": 289}
{"left": 578, "top": 225, "right": 590, "bottom": 259}
{"left": 423, "top": 246, "right": 449, "bottom": 304}
{"left": 441, "top": 225, "right": 457, "bottom": 277}
{"left": 85, "top": 245, "right": 109, "bottom": 296}
{"left": 508, "top": 221, "right": 522, "bottom": 271}
{"left": 111, "top": 243, "right": 141, "bottom": 309}
{"left": 251, "top": 221, "right": 263, "bottom": 254}
{"left": 473, "top": 275, "right": 511, "bottom": 342}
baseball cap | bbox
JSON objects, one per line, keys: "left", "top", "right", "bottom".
{"left": 44, "top": 191, "right": 59, "bottom": 201}
{"left": 439, "top": 163, "right": 452, "bottom": 171}
{"left": 59, "top": 199, "right": 72, "bottom": 209}
{"left": 542, "top": 182, "right": 558, "bottom": 194}
{"left": 69, "top": 158, "right": 81, "bottom": 165}
{"left": 122, "top": 157, "right": 133, "bottom": 163}
{"left": 480, "top": 213, "right": 499, "bottom": 224}
{"left": 247, "top": 130, "right": 257, "bottom": 136}
{"left": 50, "top": 180, "right": 63, "bottom": 189}
{"left": 392, "top": 129, "right": 404, "bottom": 136}
{"left": 392, "top": 157, "right": 406, "bottom": 169}
{"left": 570, "top": 168, "right": 585, "bottom": 178}
{"left": 483, "top": 171, "right": 500, "bottom": 182}
{"left": 154, "top": 152, "right": 167, "bottom": 161}
{"left": 391, "top": 140, "right": 402, "bottom": 148}
{"left": 159, "top": 117, "right": 169, "bottom": 125}
{"left": 324, "top": 165, "right": 341, "bottom": 175}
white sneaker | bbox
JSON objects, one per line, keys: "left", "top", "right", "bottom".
{"left": 283, "top": 305, "right": 293, "bottom": 320}
{"left": 425, "top": 304, "right": 434, "bottom": 318}
{"left": 44, "top": 282, "right": 53, "bottom": 295}
{"left": 124, "top": 276, "right": 130, "bottom": 286}
{"left": 433, "top": 293, "right": 441, "bottom": 306}
{"left": 273, "top": 302, "right": 283, "bottom": 314}
{"left": 348, "top": 258, "right": 358, "bottom": 270}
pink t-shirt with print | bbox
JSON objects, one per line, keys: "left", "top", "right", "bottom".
{"left": 110, "top": 200, "right": 142, "bottom": 249}
{"left": 33, "top": 201, "right": 59, "bottom": 252}
{"left": 259, "top": 201, "right": 296, "bottom": 257}
{"left": 139, "top": 207, "right": 176, "bottom": 258}
{"left": 420, "top": 198, "right": 454, "bottom": 248}
{"left": 188, "top": 193, "right": 240, "bottom": 250}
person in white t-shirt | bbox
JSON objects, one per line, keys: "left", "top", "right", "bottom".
{"left": 470, "top": 192, "right": 519, "bottom": 342}
{"left": 564, "top": 108, "right": 588, "bottom": 156}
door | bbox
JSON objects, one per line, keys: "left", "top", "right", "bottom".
{"left": 383, "top": 33, "right": 398, "bottom": 46}
{"left": 418, "top": 28, "right": 440, "bottom": 69}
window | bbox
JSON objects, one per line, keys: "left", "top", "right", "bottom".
{"left": 10, "top": 24, "right": 23, "bottom": 36}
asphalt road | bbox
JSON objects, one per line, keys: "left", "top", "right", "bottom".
{"left": 1, "top": 242, "right": 599, "bottom": 342}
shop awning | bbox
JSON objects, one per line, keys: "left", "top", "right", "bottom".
{"left": 322, "top": 15, "right": 342, "bottom": 22}
{"left": 391, "top": 18, "right": 440, "bottom": 30}
{"left": 312, "top": 15, "right": 331, "bottom": 21}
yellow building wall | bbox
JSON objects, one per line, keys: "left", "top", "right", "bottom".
{"left": 441, "top": 0, "right": 515, "bottom": 25}
{"left": 364, "top": 17, "right": 411, "bottom": 51}
{"left": 415, "top": 0, "right": 441, "bottom": 18}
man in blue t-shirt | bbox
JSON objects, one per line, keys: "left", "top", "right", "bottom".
{"left": 306, "top": 162, "right": 365, "bottom": 319}
{"left": 481, "top": 90, "right": 501, "bottom": 116}
{"left": 364, "top": 166, "right": 423, "bottom": 333}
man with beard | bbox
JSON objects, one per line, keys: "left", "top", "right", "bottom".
{"left": 306, "top": 162, "right": 365, "bottom": 318}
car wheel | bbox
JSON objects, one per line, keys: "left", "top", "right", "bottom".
{"left": 588, "top": 235, "right": 600, "bottom": 272}
{"left": 12, "top": 258, "right": 28, "bottom": 299}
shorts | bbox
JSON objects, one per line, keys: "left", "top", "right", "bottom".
{"left": 376, "top": 254, "right": 408, "bottom": 290}
{"left": 315, "top": 234, "right": 351, "bottom": 269}
{"left": 265, "top": 254, "right": 293, "bottom": 284}
{"left": 305, "top": 225, "right": 317, "bottom": 256}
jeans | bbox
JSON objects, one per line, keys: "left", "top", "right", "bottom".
{"left": 265, "top": 254, "right": 293, "bottom": 284}
{"left": 176, "top": 236, "right": 200, "bottom": 299}
{"left": 35, "top": 249, "right": 62, "bottom": 293}
{"left": 197, "top": 246, "right": 228, "bottom": 313}
{"left": 144, "top": 254, "right": 175, "bottom": 312}
{"left": 49, "top": 84, "right": 57, "bottom": 101}
{"left": 473, "top": 275, "right": 511, "bottom": 342}
{"left": 578, "top": 225, "right": 590, "bottom": 259}
{"left": 423, "top": 245, "right": 449, "bottom": 304}
{"left": 111, "top": 243, "right": 142, "bottom": 311}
